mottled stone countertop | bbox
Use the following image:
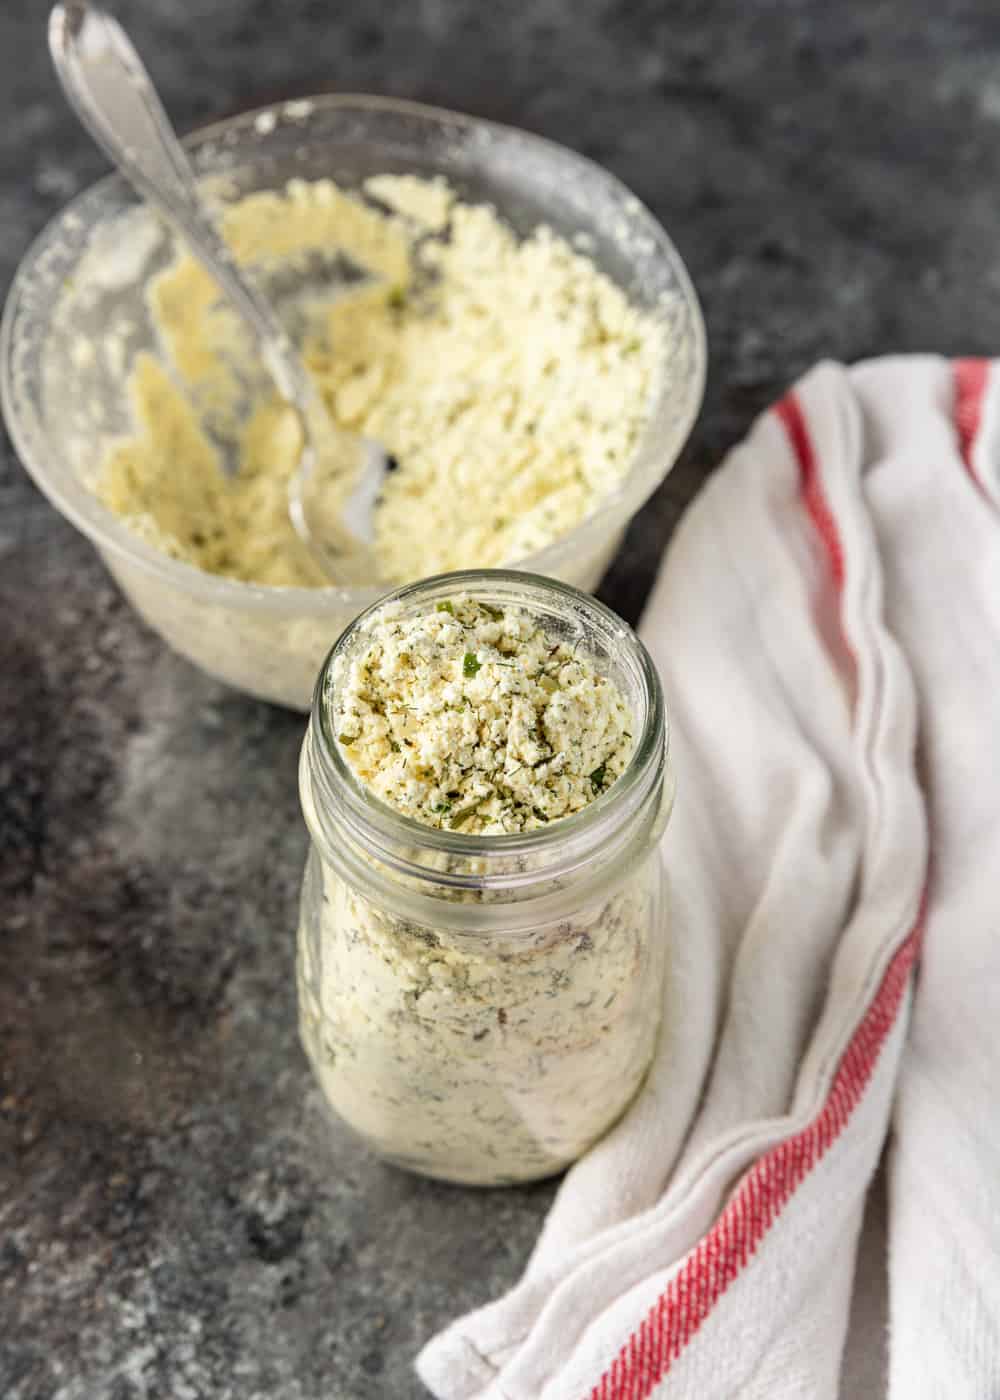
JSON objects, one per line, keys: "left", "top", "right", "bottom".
{"left": 3, "top": 1, "right": 999, "bottom": 1396}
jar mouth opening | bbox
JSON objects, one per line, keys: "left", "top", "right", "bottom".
{"left": 307, "top": 569, "right": 667, "bottom": 889}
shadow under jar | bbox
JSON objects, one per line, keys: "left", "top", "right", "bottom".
{"left": 296, "top": 571, "right": 674, "bottom": 1185}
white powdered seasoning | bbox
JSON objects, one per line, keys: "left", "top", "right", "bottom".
{"left": 297, "top": 594, "right": 665, "bottom": 1184}
{"left": 96, "top": 174, "right": 664, "bottom": 587}
{"left": 333, "top": 597, "right": 634, "bottom": 833}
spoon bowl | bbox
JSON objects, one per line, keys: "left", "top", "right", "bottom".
{"left": 48, "top": 0, "right": 388, "bottom": 586}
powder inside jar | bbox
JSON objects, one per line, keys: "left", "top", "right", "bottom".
{"left": 331, "top": 595, "right": 635, "bottom": 833}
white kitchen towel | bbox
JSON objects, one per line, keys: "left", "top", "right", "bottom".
{"left": 417, "top": 355, "right": 1000, "bottom": 1400}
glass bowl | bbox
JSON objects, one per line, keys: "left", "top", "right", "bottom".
{"left": 1, "top": 94, "right": 705, "bottom": 710}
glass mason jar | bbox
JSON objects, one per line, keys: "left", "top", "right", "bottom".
{"left": 296, "top": 571, "right": 673, "bottom": 1186}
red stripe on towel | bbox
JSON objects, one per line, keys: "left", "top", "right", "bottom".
{"left": 953, "top": 358, "right": 989, "bottom": 489}
{"left": 586, "top": 388, "right": 924, "bottom": 1400}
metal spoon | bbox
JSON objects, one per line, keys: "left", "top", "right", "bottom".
{"left": 49, "top": 0, "right": 388, "bottom": 587}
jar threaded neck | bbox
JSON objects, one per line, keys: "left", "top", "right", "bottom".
{"left": 301, "top": 571, "right": 670, "bottom": 920}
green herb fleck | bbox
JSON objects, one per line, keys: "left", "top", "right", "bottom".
{"left": 338, "top": 733, "right": 356, "bottom": 746}
{"left": 436, "top": 600, "right": 455, "bottom": 615}
{"left": 431, "top": 801, "right": 452, "bottom": 815}
{"left": 463, "top": 652, "right": 481, "bottom": 677}
{"left": 449, "top": 801, "right": 483, "bottom": 828}
{"left": 532, "top": 806, "right": 550, "bottom": 823}
{"left": 479, "top": 603, "right": 503, "bottom": 620}
{"left": 589, "top": 763, "right": 607, "bottom": 794}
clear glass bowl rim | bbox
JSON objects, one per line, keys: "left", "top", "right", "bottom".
{"left": 1, "top": 91, "right": 707, "bottom": 618}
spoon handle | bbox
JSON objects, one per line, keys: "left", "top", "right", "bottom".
{"left": 48, "top": 0, "right": 308, "bottom": 404}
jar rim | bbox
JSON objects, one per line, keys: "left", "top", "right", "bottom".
{"left": 305, "top": 569, "right": 667, "bottom": 893}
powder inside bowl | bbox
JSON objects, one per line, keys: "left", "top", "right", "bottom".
{"left": 95, "top": 174, "right": 665, "bottom": 587}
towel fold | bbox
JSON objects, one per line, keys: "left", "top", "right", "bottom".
{"left": 417, "top": 356, "right": 1000, "bottom": 1400}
